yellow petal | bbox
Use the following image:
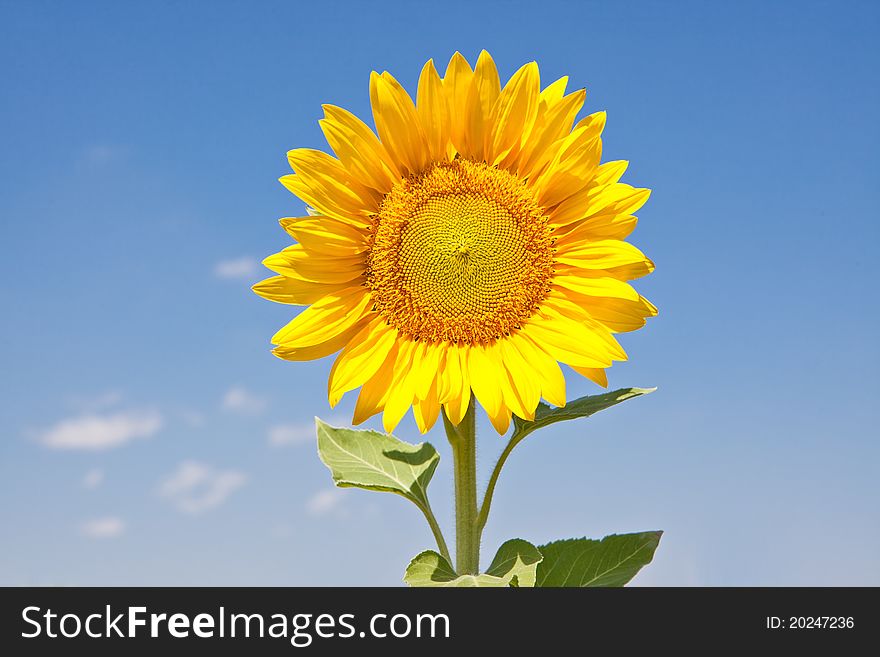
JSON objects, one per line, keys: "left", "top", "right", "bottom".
{"left": 382, "top": 339, "right": 420, "bottom": 432}
{"left": 370, "top": 71, "right": 430, "bottom": 175}
{"left": 252, "top": 275, "right": 354, "bottom": 306}
{"left": 442, "top": 52, "right": 475, "bottom": 156}
{"left": 486, "top": 399, "right": 512, "bottom": 435}
{"left": 473, "top": 51, "right": 501, "bottom": 111}
{"left": 499, "top": 338, "right": 541, "bottom": 417}
{"left": 285, "top": 149, "right": 379, "bottom": 217}
{"left": 570, "top": 365, "right": 608, "bottom": 387}
{"left": 271, "top": 287, "right": 372, "bottom": 347}
{"left": 328, "top": 318, "right": 398, "bottom": 406}
{"left": 593, "top": 160, "right": 630, "bottom": 187}
{"left": 547, "top": 161, "right": 632, "bottom": 228}
{"left": 279, "top": 216, "right": 368, "bottom": 256}
{"left": 509, "top": 332, "right": 566, "bottom": 407}
{"left": 434, "top": 349, "right": 450, "bottom": 403}
{"left": 564, "top": 293, "right": 658, "bottom": 332}
{"left": 262, "top": 246, "right": 365, "bottom": 284}
{"left": 540, "top": 76, "right": 569, "bottom": 104}
{"left": 604, "top": 261, "right": 655, "bottom": 281}
{"left": 272, "top": 318, "right": 367, "bottom": 361}
{"left": 555, "top": 239, "right": 655, "bottom": 280}
{"left": 586, "top": 184, "right": 651, "bottom": 219}
{"left": 320, "top": 104, "right": 400, "bottom": 193}
{"left": 449, "top": 345, "right": 472, "bottom": 424}
{"left": 461, "top": 50, "right": 501, "bottom": 160}
{"left": 353, "top": 340, "right": 399, "bottom": 425}
{"left": 467, "top": 343, "right": 505, "bottom": 421}
{"left": 532, "top": 111, "right": 606, "bottom": 206}
{"left": 440, "top": 344, "right": 470, "bottom": 425}
{"left": 413, "top": 378, "right": 441, "bottom": 434}
{"left": 279, "top": 174, "right": 371, "bottom": 228}
{"left": 554, "top": 213, "right": 639, "bottom": 242}
{"left": 552, "top": 183, "right": 650, "bottom": 233}
{"left": 523, "top": 313, "right": 616, "bottom": 369}
{"left": 497, "top": 352, "right": 534, "bottom": 422}
{"left": 487, "top": 61, "right": 540, "bottom": 165}
{"left": 413, "top": 342, "right": 443, "bottom": 400}
{"left": 516, "top": 88, "right": 585, "bottom": 178}
{"left": 552, "top": 275, "right": 641, "bottom": 301}
{"left": 539, "top": 298, "right": 628, "bottom": 360}
{"left": 417, "top": 59, "right": 451, "bottom": 163}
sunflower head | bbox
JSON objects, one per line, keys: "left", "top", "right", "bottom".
{"left": 254, "top": 51, "right": 656, "bottom": 435}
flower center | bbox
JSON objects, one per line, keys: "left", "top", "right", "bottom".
{"left": 366, "top": 159, "right": 555, "bottom": 344}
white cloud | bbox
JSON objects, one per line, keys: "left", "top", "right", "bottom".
{"left": 214, "top": 257, "right": 259, "bottom": 281}
{"left": 82, "top": 468, "right": 104, "bottom": 489}
{"left": 222, "top": 387, "right": 267, "bottom": 415}
{"left": 268, "top": 423, "right": 314, "bottom": 447}
{"left": 269, "top": 415, "right": 351, "bottom": 448}
{"left": 159, "top": 461, "right": 247, "bottom": 514}
{"left": 38, "top": 410, "right": 162, "bottom": 451}
{"left": 68, "top": 390, "right": 123, "bottom": 413}
{"left": 80, "top": 517, "right": 125, "bottom": 539}
{"left": 306, "top": 488, "right": 347, "bottom": 517}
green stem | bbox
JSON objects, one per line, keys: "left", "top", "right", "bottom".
{"left": 443, "top": 396, "right": 479, "bottom": 575}
{"left": 420, "top": 500, "right": 452, "bottom": 566}
{"left": 476, "top": 431, "right": 522, "bottom": 533}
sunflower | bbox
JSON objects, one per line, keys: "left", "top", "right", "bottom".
{"left": 254, "top": 51, "right": 656, "bottom": 435}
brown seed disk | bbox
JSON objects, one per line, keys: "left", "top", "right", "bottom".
{"left": 366, "top": 159, "right": 555, "bottom": 345}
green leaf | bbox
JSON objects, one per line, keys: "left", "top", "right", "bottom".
{"left": 404, "top": 551, "right": 508, "bottom": 587}
{"left": 404, "top": 539, "right": 543, "bottom": 587}
{"left": 485, "top": 539, "right": 543, "bottom": 587}
{"left": 535, "top": 531, "right": 663, "bottom": 587}
{"left": 512, "top": 387, "right": 657, "bottom": 442}
{"left": 315, "top": 418, "right": 439, "bottom": 512}
{"left": 403, "top": 551, "right": 458, "bottom": 586}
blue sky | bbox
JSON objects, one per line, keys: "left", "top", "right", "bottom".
{"left": 1, "top": 0, "right": 878, "bottom": 586}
